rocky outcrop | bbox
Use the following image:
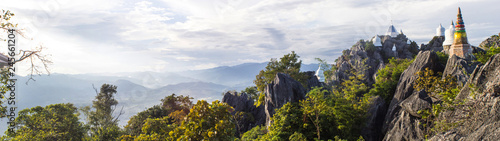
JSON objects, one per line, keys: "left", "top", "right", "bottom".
{"left": 429, "top": 53, "right": 500, "bottom": 140}
{"left": 420, "top": 36, "right": 445, "bottom": 52}
{"left": 382, "top": 51, "right": 444, "bottom": 140}
{"left": 264, "top": 73, "right": 306, "bottom": 127}
{"left": 328, "top": 34, "right": 417, "bottom": 87}
{"left": 399, "top": 90, "right": 432, "bottom": 118}
{"left": 479, "top": 33, "right": 500, "bottom": 48}
{"left": 442, "top": 55, "right": 480, "bottom": 85}
{"left": 222, "top": 92, "right": 266, "bottom": 136}
{"left": 362, "top": 96, "right": 387, "bottom": 141}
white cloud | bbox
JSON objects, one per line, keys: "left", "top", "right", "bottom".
{"left": 1, "top": 0, "right": 499, "bottom": 75}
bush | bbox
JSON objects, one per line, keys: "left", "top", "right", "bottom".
{"left": 414, "top": 68, "right": 463, "bottom": 136}
{"left": 435, "top": 51, "right": 449, "bottom": 65}
{"left": 474, "top": 46, "right": 500, "bottom": 64}
{"left": 365, "top": 41, "right": 376, "bottom": 55}
{"left": 241, "top": 126, "right": 267, "bottom": 141}
{"left": 368, "top": 58, "right": 413, "bottom": 102}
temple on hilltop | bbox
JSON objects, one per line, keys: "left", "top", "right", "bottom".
{"left": 443, "top": 21, "right": 455, "bottom": 51}
{"left": 385, "top": 24, "right": 399, "bottom": 37}
{"left": 372, "top": 35, "right": 383, "bottom": 46}
{"left": 449, "top": 7, "right": 473, "bottom": 59}
{"left": 368, "top": 23, "right": 415, "bottom": 59}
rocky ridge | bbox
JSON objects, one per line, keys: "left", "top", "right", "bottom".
{"left": 329, "top": 34, "right": 418, "bottom": 87}
{"left": 222, "top": 32, "right": 500, "bottom": 141}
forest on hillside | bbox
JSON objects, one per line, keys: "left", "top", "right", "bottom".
{"left": 1, "top": 7, "right": 500, "bottom": 141}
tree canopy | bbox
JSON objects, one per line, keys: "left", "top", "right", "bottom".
{"left": 4, "top": 103, "right": 86, "bottom": 141}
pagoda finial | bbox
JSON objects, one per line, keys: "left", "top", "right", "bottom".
{"left": 449, "top": 7, "right": 472, "bottom": 59}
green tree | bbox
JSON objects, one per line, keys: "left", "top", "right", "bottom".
{"left": 241, "top": 125, "right": 267, "bottom": 141}
{"left": 4, "top": 103, "right": 86, "bottom": 141}
{"left": 409, "top": 41, "right": 419, "bottom": 55}
{"left": 123, "top": 105, "right": 168, "bottom": 137}
{"left": 121, "top": 94, "right": 193, "bottom": 140}
{"left": 414, "top": 68, "right": 462, "bottom": 136}
{"left": 0, "top": 10, "right": 52, "bottom": 118}
{"left": 300, "top": 87, "right": 329, "bottom": 140}
{"left": 82, "top": 84, "right": 122, "bottom": 141}
{"left": 169, "top": 100, "right": 235, "bottom": 140}
{"left": 330, "top": 71, "right": 371, "bottom": 140}
{"left": 241, "top": 86, "right": 259, "bottom": 101}
{"left": 365, "top": 41, "right": 376, "bottom": 55}
{"left": 254, "top": 51, "right": 308, "bottom": 106}
{"left": 436, "top": 51, "right": 449, "bottom": 65}
{"left": 368, "top": 58, "right": 413, "bottom": 102}
{"left": 133, "top": 116, "right": 176, "bottom": 141}
{"left": 160, "top": 94, "right": 193, "bottom": 113}
{"left": 289, "top": 132, "right": 307, "bottom": 141}
{"left": 261, "top": 102, "right": 307, "bottom": 140}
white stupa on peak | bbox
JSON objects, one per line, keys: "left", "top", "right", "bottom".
{"left": 315, "top": 64, "right": 324, "bottom": 82}
{"left": 443, "top": 21, "right": 455, "bottom": 46}
{"left": 372, "top": 35, "right": 382, "bottom": 46}
{"left": 436, "top": 24, "right": 445, "bottom": 36}
{"left": 385, "top": 24, "right": 398, "bottom": 37}
{"left": 392, "top": 44, "right": 397, "bottom": 52}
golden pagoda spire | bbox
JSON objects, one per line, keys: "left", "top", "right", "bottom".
{"left": 449, "top": 7, "right": 472, "bottom": 59}
{"left": 453, "top": 7, "right": 468, "bottom": 45}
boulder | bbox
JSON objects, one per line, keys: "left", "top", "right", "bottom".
{"left": 264, "top": 73, "right": 306, "bottom": 127}
{"left": 442, "top": 55, "right": 480, "bottom": 85}
{"left": 399, "top": 90, "right": 432, "bottom": 118}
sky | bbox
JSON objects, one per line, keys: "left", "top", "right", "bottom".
{"left": 1, "top": 0, "right": 499, "bottom": 75}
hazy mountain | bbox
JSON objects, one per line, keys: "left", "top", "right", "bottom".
{"left": 0, "top": 62, "right": 319, "bottom": 132}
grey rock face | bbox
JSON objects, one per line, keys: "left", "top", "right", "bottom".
{"left": 382, "top": 51, "right": 444, "bottom": 140}
{"left": 442, "top": 55, "right": 480, "bottom": 85}
{"left": 399, "top": 90, "right": 432, "bottom": 118}
{"left": 222, "top": 92, "right": 266, "bottom": 136}
{"left": 457, "top": 53, "right": 500, "bottom": 100}
{"left": 264, "top": 73, "right": 306, "bottom": 127}
{"left": 383, "top": 111, "right": 425, "bottom": 141}
{"left": 329, "top": 35, "right": 416, "bottom": 87}
{"left": 420, "top": 36, "right": 445, "bottom": 52}
{"left": 429, "top": 53, "right": 500, "bottom": 140}
{"left": 362, "top": 96, "right": 387, "bottom": 141}
{"left": 478, "top": 33, "right": 500, "bottom": 48}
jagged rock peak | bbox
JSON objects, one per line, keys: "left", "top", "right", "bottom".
{"left": 430, "top": 53, "right": 500, "bottom": 140}
{"left": 264, "top": 73, "right": 306, "bottom": 127}
{"left": 383, "top": 51, "right": 444, "bottom": 140}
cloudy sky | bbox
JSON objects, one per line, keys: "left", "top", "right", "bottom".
{"left": 1, "top": 0, "right": 499, "bottom": 75}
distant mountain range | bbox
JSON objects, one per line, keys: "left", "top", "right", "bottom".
{"left": 0, "top": 62, "right": 318, "bottom": 132}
